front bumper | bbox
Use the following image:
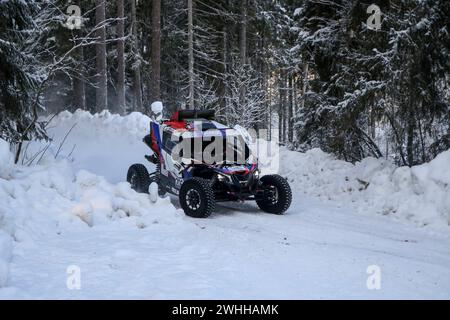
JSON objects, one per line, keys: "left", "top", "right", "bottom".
{"left": 213, "top": 171, "right": 261, "bottom": 201}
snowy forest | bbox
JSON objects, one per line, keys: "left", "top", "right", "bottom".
{"left": 1, "top": 0, "right": 450, "bottom": 300}
{"left": 1, "top": 0, "right": 449, "bottom": 164}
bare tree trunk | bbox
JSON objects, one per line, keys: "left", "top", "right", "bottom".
{"left": 222, "top": 26, "right": 227, "bottom": 75}
{"left": 288, "top": 75, "right": 293, "bottom": 143}
{"left": 73, "top": 76, "right": 86, "bottom": 111}
{"left": 268, "top": 68, "right": 272, "bottom": 140}
{"left": 278, "top": 74, "right": 284, "bottom": 143}
{"left": 239, "top": 0, "right": 247, "bottom": 66}
{"left": 447, "top": 112, "right": 450, "bottom": 149}
{"left": 278, "top": 106, "right": 283, "bottom": 143}
{"left": 406, "top": 104, "right": 415, "bottom": 167}
{"left": 72, "top": 44, "right": 86, "bottom": 111}
{"left": 239, "top": 0, "right": 247, "bottom": 108}
{"left": 130, "top": 0, "right": 143, "bottom": 112}
{"left": 187, "top": 0, "right": 194, "bottom": 110}
{"left": 292, "top": 76, "right": 298, "bottom": 143}
{"left": 95, "top": 0, "right": 108, "bottom": 112}
{"left": 386, "top": 112, "right": 407, "bottom": 166}
{"left": 117, "top": 0, "right": 126, "bottom": 113}
{"left": 151, "top": 0, "right": 161, "bottom": 102}
{"left": 219, "top": 25, "right": 227, "bottom": 117}
{"left": 406, "top": 69, "right": 416, "bottom": 167}
{"left": 300, "top": 62, "right": 309, "bottom": 111}
{"left": 283, "top": 75, "right": 288, "bottom": 142}
{"left": 369, "top": 105, "right": 376, "bottom": 139}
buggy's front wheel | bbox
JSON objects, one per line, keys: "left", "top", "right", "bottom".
{"left": 179, "top": 178, "right": 215, "bottom": 218}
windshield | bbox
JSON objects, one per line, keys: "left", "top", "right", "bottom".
{"left": 172, "top": 135, "right": 252, "bottom": 165}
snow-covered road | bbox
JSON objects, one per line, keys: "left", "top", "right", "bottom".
{"left": 3, "top": 194, "right": 450, "bottom": 299}
{"left": 1, "top": 111, "right": 449, "bottom": 299}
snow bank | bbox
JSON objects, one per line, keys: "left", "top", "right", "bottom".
{"left": 1, "top": 157, "right": 178, "bottom": 233}
{"left": 28, "top": 109, "right": 449, "bottom": 229}
{"left": 279, "top": 148, "right": 450, "bottom": 228}
{"left": 0, "top": 130, "right": 181, "bottom": 287}
{"left": 0, "top": 160, "right": 179, "bottom": 286}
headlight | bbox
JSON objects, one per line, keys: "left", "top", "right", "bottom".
{"left": 254, "top": 170, "right": 260, "bottom": 179}
{"left": 217, "top": 173, "right": 230, "bottom": 182}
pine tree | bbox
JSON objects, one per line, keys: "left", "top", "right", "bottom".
{"left": 0, "top": 0, "right": 47, "bottom": 159}
{"left": 130, "top": 0, "right": 143, "bottom": 111}
{"left": 187, "top": 0, "right": 195, "bottom": 109}
{"left": 117, "top": 0, "right": 126, "bottom": 113}
{"left": 151, "top": 0, "right": 161, "bottom": 103}
{"left": 95, "top": 0, "right": 108, "bottom": 112}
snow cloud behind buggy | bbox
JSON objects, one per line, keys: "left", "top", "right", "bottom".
{"left": 127, "top": 105, "right": 291, "bottom": 218}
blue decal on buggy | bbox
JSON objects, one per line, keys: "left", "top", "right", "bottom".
{"left": 215, "top": 163, "right": 256, "bottom": 174}
{"left": 182, "top": 168, "right": 193, "bottom": 180}
{"left": 151, "top": 122, "right": 162, "bottom": 152}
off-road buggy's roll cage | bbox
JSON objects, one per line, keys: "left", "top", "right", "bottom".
{"left": 172, "top": 109, "right": 215, "bottom": 121}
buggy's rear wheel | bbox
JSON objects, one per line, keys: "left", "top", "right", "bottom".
{"left": 256, "top": 174, "right": 292, "bottom": 215}
{"left": 179, "top": 178, "right": 215, "bottom": 218}
{"left": 127, "top": 164, "right": 151, "bottom": 193}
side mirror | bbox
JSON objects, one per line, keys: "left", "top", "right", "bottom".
{"left": 150, "top": 101, "right": 163, "bottom": 121}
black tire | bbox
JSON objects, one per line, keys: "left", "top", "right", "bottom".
{"left": 256, "top": 174, "right": 292, "bottom": 215}
{"left": 127, "top": 164, "right": 151, "bottom": 193}
{"left": 179, "top": 178, "right": 215, "bottom": 218}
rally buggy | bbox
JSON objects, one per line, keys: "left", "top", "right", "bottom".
{"left": 126, "top": 104, "right": 292, "bottom": 218}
